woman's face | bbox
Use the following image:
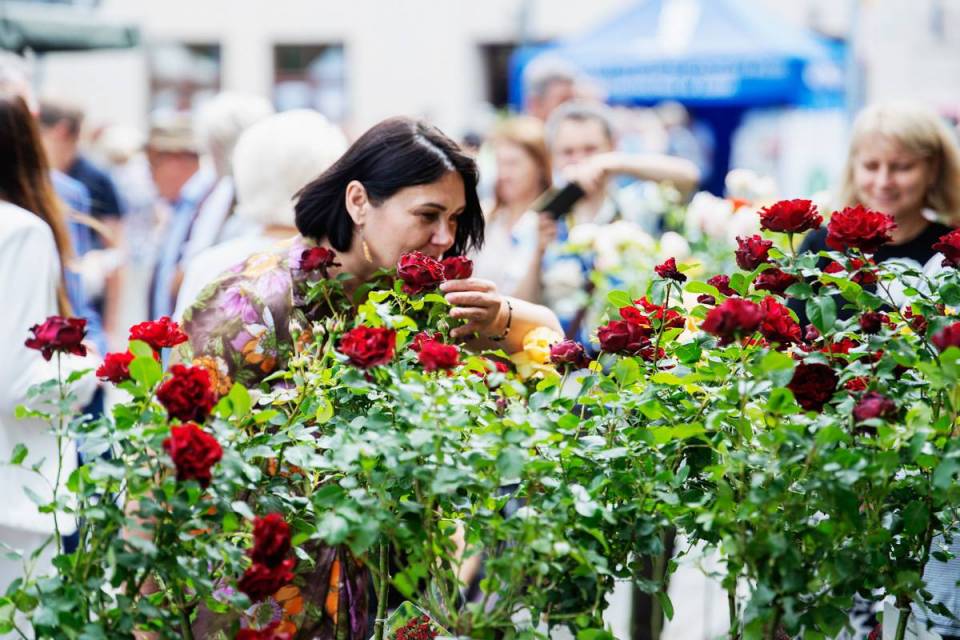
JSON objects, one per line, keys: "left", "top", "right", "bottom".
{"left": 852, "top": 136, "right": 936, "bottom": 221}
{"left": 364, "top": 170, "right": 466, "bottom": 266}
{"left": 495, "top": 141, "right": 542, "bottom": 206}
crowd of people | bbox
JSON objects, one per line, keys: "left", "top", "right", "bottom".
{"left": 2, "top": 48, "right": 960, "bottom": 639}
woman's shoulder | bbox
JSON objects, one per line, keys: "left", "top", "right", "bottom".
{"left": 0, "top": 202, "right": 50, "bottom": 237}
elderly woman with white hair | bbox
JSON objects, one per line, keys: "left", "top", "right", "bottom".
{"left": 174, "top": 109, "right": 348, "bottom": 318}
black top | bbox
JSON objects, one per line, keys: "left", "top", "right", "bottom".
{"left": 789, "top": 221, "right": 953, "bottom": 325}
{"left": 68, "top": 154, "right": 125, "bottom": 220}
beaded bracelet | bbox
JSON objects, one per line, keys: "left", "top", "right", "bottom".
{"left": 489, "top": 299, "right": 513, "bottom": 342}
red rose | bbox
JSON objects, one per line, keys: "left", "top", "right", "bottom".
{"left": 409, "top": 331, "right": 442, "bottom": 353}
{"left": 339, "top": 326, "right": 396, "bottom": 368}
{"left": 707, "top": 274, "right": 737, "bottom": 297}
{"left": 654, "top": 257, "right": 686, "bottom": 283}
{"left": 250, "top": 513, "right": 292, "bottom": 567}
{"left": 753, "top": 268, "right": 798, "bottom": 296}
{"left": 416, "top": 339, "right": 460, "bottom": 372}
{"left": 758, "top": 297, "right": 801, "bottom": 349}
{"left": 397, "top": 251, "right": 445, "bottom": 295}
{"left": 803, "top": 324, "right": 821, "bottom": 343}
{"left": 822, "top": 337, "right": 859, "bottom": 359}
{"left": 238, "top": 558, "right": 296, "bottom": 602}
{"left": 157, "top": 364, "right": 217, "bottom": 423}
{"left": 237, "top": 623, "right": 293, "bottom": 640}
{"left": 701, "top": 298, "right": 764, "bottom": 345}
{"left": 129, "top": 317, "right": 188, "bottom": 351}
{"left": 697, "top": 294, "right": 716, "bottom": 306}
{"left": 550, "top": 340, "right": 590, "bottom": 369}
{"left": 845, "top": 376, "right": 869, "bottom": 392}
{"left": 903, "top": 306, "right": 929, "bottom": 335}
{"left": 823, "top": 258, "right": 878, "bottom": 286}
{"left": 933, "top": 228, "right": 960, "bottom": 267}
{"left": 96, "top": 351, "right": 135, "bottom": 383}
{"left": 162, "top": 422, "right": 223, "bottom": 486}
{"left": 299, "top": 246, "right": 340, "bottom": 276}
{"left": 787, "top": 362, "right": 838, "bottom": 411}
{"left": 735, "top": 235, "right": 773, "bottom": 271}
{"left": 758, "top": 199, "right": 822, "bottom": 233}
{"left": 825, "top": 205, "right": 896, "bottom": 254}
{"left": 25, "top": 316, "right": 87, "bottom": 361}
{"left": 853, "top": 392, "right": 897, "bottom": 423}
{"left": 933, "top": 322, "right": 960, "bottom": 352}
{"left": 636, "top": 297, "right": 685, "bottom": 330}
{"left": 597, "top": 320, "right": 650, "bottom": 354}
{"left": 858, "top": 312, "right": 887, "bottom": 335}
{"left": 441, "top": 256, "right": 473, "bottom": 280}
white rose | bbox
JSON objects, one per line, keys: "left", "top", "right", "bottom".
{"left": 658, "top": 231, "right": 691, "bottom": 261}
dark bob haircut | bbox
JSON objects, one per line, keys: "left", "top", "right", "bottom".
{"left": 295, "top": 117, "right": 484, "bottom": 256}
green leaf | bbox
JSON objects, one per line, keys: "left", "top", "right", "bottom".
{"left": 651, "top": 372, "right": 684, "bottom": 386}
{"left": 10, "top": 444, "right": 27, "bottom": 466}
{"left": 228, "top": 383, "right": 251, "bottom": 417}
{"left": 806, "top": 295, "right": 837, "bottom": 334}
{"left": 933, "top": 458, "right": 960, "bottom": 489}
{"left": 729, "top": 273, "right": 751, "bottom": 296}
{"left": 902, "top": 501, "right": 929, "bottom": 537}
{"left": 685, "top": 281, "right": 720, "bottom": 298}
{"left": 607, "top": 290, "right": 633, "bottom": 308}
{"left": 128, "top": 340, "right": 155, "bottom": 359}
{"left": 766, "top": 388, "right": 798, "bottom": 414}
{"left": 675, "top": 342, "right": 702, "bottom": 364}
{"left": 613, "top": 358, "right": 640, "bottom": 387}
{"left": 759, "top": 350, "right": 796, "bottom": 387}
{"left": 939, "top": 281, "right": 960, "bottom": 306}
{"left": 577, "top": 630, "right": 615, "bottom": 640}
{"left": 315, "top": 396, "right": 334, "bottom": 424}
{"left": 128, "top": 356, "right": 162, "bottom": 388}
{"left": 657, "top": 591, "right": 674, "bottom": 621}
{"left": 231, "top": 501, "right": 255, "bottom": 520}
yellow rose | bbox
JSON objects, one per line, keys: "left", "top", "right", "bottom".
{"left": 521, "top": 327, "right": 565, "bottom": 365}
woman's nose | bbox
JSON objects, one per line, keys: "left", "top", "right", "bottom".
{"left": 433, "top": 223, "right": 454, "bottom": 248}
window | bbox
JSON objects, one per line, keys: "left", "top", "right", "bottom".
{"left": 273, "top": 44, "right": 347, "bottom": 122}
{"left": 148, "top": 43, "right": 221, "bottom": 113}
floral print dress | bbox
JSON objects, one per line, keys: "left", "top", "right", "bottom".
{"left": 179, "top": 236, "right": 369, "bottom": 640}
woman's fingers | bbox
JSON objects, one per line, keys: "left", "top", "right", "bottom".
{"left": 444, "top": 291, "right": 498, "bottom": 308}
{"left": 439, "top": 278, "right": 496, "bottom": 293}
{"left": 451, "top": 320, "right": 485, "bottom": 339}
{"left": 449, "top": 306, "right": 491, "bottom": 321}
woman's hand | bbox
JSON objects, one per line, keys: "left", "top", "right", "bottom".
{"left": 440, "top": 278, "right": 507, "bottom": 340}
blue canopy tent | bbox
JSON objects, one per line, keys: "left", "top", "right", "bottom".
{"left": 510, "top": 0, "right": 846, "bottom": 193}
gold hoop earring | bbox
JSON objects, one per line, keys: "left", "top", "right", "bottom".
{"left": 362, "top": 237, "right": 373, "bottom": 263}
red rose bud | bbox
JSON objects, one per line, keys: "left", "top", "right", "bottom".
{"left": 597, "top": 320, "right": 650, "bottom": 354}
{"left": 845, "top": 376, "right": 869, "bottom": 392}
{"left": 823, "top": 258, "right": 879, "bottom": 286}
{"left": 238, "top": 558, "right": 296, "bottom": 602}
{"left": 550, "top": 339, "right": 590, "bottom": 369}
{"left": 787, "top": 362, "right": 838, "bottom": 411}
{"left": 933, "top": 228, "right": 960, "bottom": 267}
{"left": 339, "top": 326, "right": 396, "bottom": 368}
{"left": 758, "top": 297, "right": 801, "bottom": 349}
{"left": 441, "top": 255, "right": 473, "bottom": 280}
{"left": 299, "top": 246, "right": 340, "bottom": 275}
{"left": 735, "top": 235, "right": 773, "bottom": 271}
{"left": 25, "top": 316, "right": 87, "bottom": 361}
{"left": 758, "top": 199, "right": 822, "bottom": 234}
{"left": 157, "top": 364, "right": 218, "bottom": 423}
{"left": 859, "top": 312, "right": 886, "bottom": 335}
{"left": 397, "top": 251, "right": 445, "bottom": 295}
{"left": 803, "top": 324, "right": 821, "bottom": 343}
{"left": 96, "top": 351, "right": 135, "bottom": 383}
{"left": 654, "top": 257, "right": 686, "bottom": 282}
{"left": 162, "top": 422, "right": 223, "bottom": 486}
{"left": 753, "top": 268, "right": 798, "bottom": 296}
{"left": 416, "top": 339, "right": 460, "bottom": 372}
{"left": 707, "top": 274, "right": 737, "bottom": 297}
{"left": 853, "top": 392, "right": 897, "bottom": 423}
{"left": 933, "top": 322, "right": 960, "bottom": 352}
{"left": 697, "top": 294, "right": 716, "bottom": 306}
{"left": 701, "top": 298, "right": 764, "bottom": 345}
{"left": 825, "top": 205, "right": 896, "bottom": 254}
{"left": 237, "top": 623, "right": 293, "bottom": 640}
{"left": 636, "top": 297, "right": 685, "bottom": 330}
{"left": 250, "top": 513, "right": 292, "bottom": 567}
{"left": 409, "top": 331, "right": 442, "bottom": 353}
{"left": 129, "top": 316, "right": 188, "bottom": 351}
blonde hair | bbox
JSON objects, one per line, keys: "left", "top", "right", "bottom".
{"left": 840, "top": 102, "right": 960, "bottom": 223}
{"left": 490, "top": 116, "right": 552, "bottom": 212}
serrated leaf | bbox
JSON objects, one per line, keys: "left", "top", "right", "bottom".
{"left": 128, "top": 340, "right": 155, "bottom": 359}
{"left": 806, "top": 295, "right": 836, "bottom": 334}
{"left": 129, "top": 356, "right": 162, "bottom": 388}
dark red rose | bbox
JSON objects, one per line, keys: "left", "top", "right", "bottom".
{"left": 129, "top": 316, "right": 188, "bottom": 351}
{"left": 162, "top": 422, "right": 223, "bottom": 486}
{"left": 758, "top": 297, "right": 801, "bottom": 349}
{"left": 701, "top": 298, "right": 764, "bottom": 345}
{"left": 822, "top": 337, "right": 859, "bottom": 359}
{"left": 619, "top": 305, "right": 652, "bottom": 332}
{"left": 787, "top": 362, "right": 838, "bottom": 411}
{"left": 441, "top": 256, "right": 473, "bottom": 280}
{"left": 903, "top": 306, "right": 929, "bottom": 335}
{"left": 299, "top": 246, "right": 340, "bottom": 276}
{"left": 758, "top": 199, "right": 822, "bottom": 233}
{"left": 25, "top": 316, "right": 87, "bottom": 361}
{"left": 397, "top": 251, "right": 445, "bottom": 295}
{"left": 697, "top": 294, "right": 716, "bottom": 306}
{"left": 395, "top": 615, "right": 439, "bottom": 640}
{"left": 933, "top": 322, "right": 960, "bottom": 352}
{"left": 654, "top": 257, "right": 686, "bottom": 283}
{"left": 636, "top": 297, "right": 685, "bottom": 330}
{"left": 238, "top": 558, "right": 296, "bottom": 602}
{"left": 933, "top": 228, "right": 960, "bottom": 267}
{"left": 859, "top": 312, "right": 887, "bottom": 335}
{"left": 417, "top": 339, "right": 460, "bottom": 372}
{"left": 803, "top": 324, "right": 821, "bottom": 343}
{"left": 853, "top": 392, "right": 897, "bottom": 423}
{"left": 707, "top": 274, "right": 737, "bottom": 297}
{"left": 96, "top": 351, "right": 135, "bottom": 383}
{"left": 409, "top": 331, "right": 443, "bottom": 353}
{"left": 867, "top": 624, "right": 882, "bottom": 640}
{"left": 823, "top": 258, "right": 878, "bottom": 286}
{"left": 753, "top": 268, "right": 798, "bottom": 296}
{"left": 597, "top": 320, "right": 649, "bottom": 354}
{"left": 735, "top": 235, "right": 773, "bottom": 271}
{"left": 825, "top": 205, "right": 896, "bottom": 254}
{"left": 339, "top": 326, "right": 396, "bottom": 368}
{"left": 250, "top": 513, "right": 291, "bottom": 567}
{"left": 845, "top": 376, "right": 869, "bottom": 392}
{"left": 157, "top": 364, "right": 217, "bottom": 423}
{"left": 237, "top": 623, "right": 293, "bottom": 640}
{"left": 550, "top": 340, "right": 590, "bottom": 369}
